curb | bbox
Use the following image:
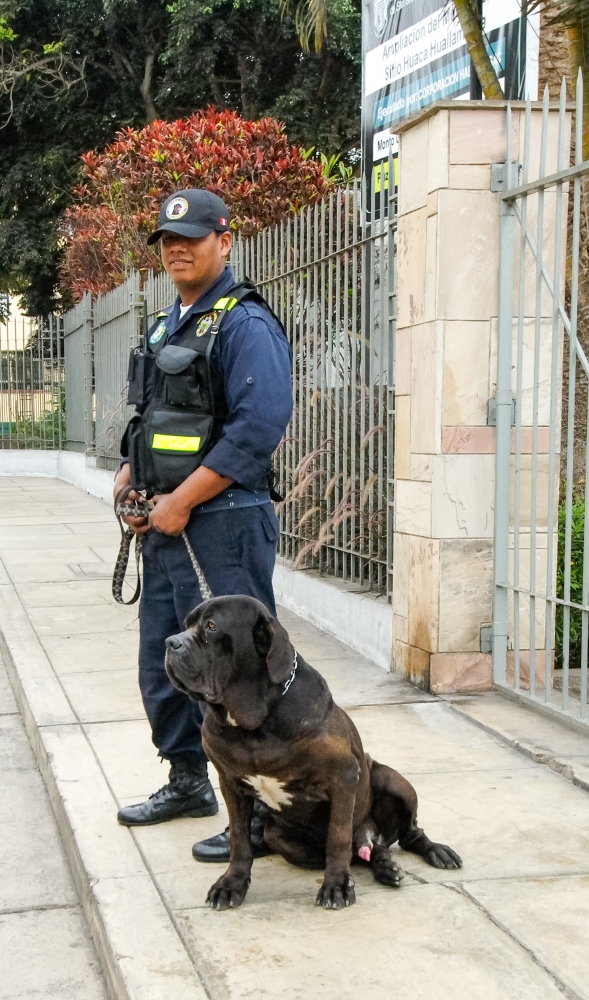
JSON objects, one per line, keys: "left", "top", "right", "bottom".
{"left": 444, "top": 696, "right": 589, "bottom": 795}
{"left": 0, "top": 577, "right": 209, "bottom": 1000}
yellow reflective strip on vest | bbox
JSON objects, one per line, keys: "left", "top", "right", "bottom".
{"left": 227, "top": 297, "right": 238, "bottom": 310}
{"left": 151, "top": 434, "right": 201, "bottom": 453}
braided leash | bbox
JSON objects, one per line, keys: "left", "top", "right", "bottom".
{"left": 113, "top": 487, "right": 212, "bottom": 604}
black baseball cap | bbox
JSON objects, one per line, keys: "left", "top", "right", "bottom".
{"left": 147, "top": 189, "right": 231, "bottom": 245}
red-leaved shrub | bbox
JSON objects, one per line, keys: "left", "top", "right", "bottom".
{"left": 60, "top": 108, "right": 331, "bottom": 300}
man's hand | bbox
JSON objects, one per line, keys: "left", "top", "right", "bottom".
{"left": 121, "top": 489, "right": 151, "bottom": 535}
{"left": 149, "top": 492, "right": 192, "bottom": 536}
{"left": 113, "top": 465, "right": 150, "bottom": 535}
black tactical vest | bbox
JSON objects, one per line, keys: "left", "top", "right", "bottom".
{"left": 123, "top": 280, "right": 275, "bottom": 496}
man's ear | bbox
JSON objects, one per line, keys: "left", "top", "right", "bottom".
{"left": 253, "top": 614, "right": 294, "bottom": 685}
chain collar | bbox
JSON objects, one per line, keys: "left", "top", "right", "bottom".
{"left": 282, "top": 651, "right": 298, "bottom": 697}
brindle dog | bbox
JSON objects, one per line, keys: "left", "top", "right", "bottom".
{"left": 165, "top": 595, "right": 462, "bottom": 910}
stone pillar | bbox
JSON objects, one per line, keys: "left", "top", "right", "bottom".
{"left": 391, "top": 102, "right": 565, "bottom": 694}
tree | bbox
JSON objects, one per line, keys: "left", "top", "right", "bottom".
{"left": 529, "top": 1, "right": 589, "bottom": 158}
{"left": 0, "top": 0, "right": 360, "bottom": 314}
{"left": 59, "top": 108, "right": 333, "bottom": 300}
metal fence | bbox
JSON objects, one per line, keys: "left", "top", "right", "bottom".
{"left": 0, "top": 313, "right": 64, "bottom": 449}
{"left": 93, "top": 273, "right": 143, "bottom": 471}
{"left": 232, "top": 176, "right": 396, "bottom": 595}
{"left": 63, "top": 293, "right": 92, "bottom": 453}
{"left": 493, "top": 75, "right": 589, "bottom": 727}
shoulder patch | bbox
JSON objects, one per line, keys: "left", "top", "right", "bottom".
{"left": 149, "top": 320, "right": 167, "bottom": 345}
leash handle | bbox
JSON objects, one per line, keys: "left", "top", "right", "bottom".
{"left": 112, "top": 485, "right": 214, "bottom": 604}
{"left": 112, "top": 528, "right": 143, "bottom": 605}
{"left": 112, "top": 486, "right": 150, "bottom": 605}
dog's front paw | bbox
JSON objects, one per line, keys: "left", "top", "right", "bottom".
{"left": 316, "top": 872, "right": 356, "bottom": 910}
{"left": 206, "top": 872, "right": 251, "bottom": 910}
{"left": 424, "top": 843, "right": 462, "bottom": 870}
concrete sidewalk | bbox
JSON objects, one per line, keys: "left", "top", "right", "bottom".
{"left": 0, "top": 646, "right": 107, "bottom": 999}
{"left": 1, "top": 477, "right": 589, "bottom": 1000}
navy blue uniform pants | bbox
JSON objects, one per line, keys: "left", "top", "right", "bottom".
{"left": 139, "top": 503, "right": 279, "bottom": 763}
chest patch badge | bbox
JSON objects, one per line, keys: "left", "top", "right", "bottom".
{"left": 196, "top": 314, "right": 215, "bottom": 338}
{"left": 149, "top": 321, "right": 167, "bottom": 345}
{"left": 243, "top": 774, "right": 293, "bottom": 811}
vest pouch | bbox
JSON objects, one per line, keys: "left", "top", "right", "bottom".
{"left": 125, "top": 413, "right": 156, "bottom": 493}
{"left": 156, "top": 345, "right": 205, "bottom": 408}
{"left": 128, "top": 348, "right": 156, "bottom": 409}
{"left": 147, "top": 407, "right": 215, "bottom": 492}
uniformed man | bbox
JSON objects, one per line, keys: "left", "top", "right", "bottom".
{"left": 114, "top": 188, "right": 293, "bottom": 864}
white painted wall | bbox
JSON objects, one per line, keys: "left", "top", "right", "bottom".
{"left": 0, "top": 450, "right": 392, "bottom": 670}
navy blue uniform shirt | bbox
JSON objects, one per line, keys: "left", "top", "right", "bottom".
{"left": 125, "top": 266, "right": 293, "bottom": 513}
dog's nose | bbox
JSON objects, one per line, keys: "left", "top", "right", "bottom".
{"left": 166, "top": 635, "right": 184, "bottom": 651}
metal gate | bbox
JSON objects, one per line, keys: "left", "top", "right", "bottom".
{"left": 493, "top": 76, "right": 589, "bottom": 727}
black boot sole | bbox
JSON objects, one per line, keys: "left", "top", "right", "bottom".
{"left": 117, "top": 801, "right": 219, "bottom": 827}
{"left": 192, "top": 844, "right": 273, "bottom": 863}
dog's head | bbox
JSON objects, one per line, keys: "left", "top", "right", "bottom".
{"left": 164, "top": 595, "right": 295, "bottom": 730}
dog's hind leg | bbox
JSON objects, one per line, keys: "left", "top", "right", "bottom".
{"left": 369, "top": 760, "right": 462, "bottom": 871}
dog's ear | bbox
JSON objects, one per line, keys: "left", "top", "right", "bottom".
{"left": 253, "top": 614, "right": 294, "bottom": 685}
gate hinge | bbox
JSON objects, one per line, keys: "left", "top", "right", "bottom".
{"left": 480, "top": 625, "right": 493, "bottom": 654}
{"left": 490, "top": 162, "right": 522, "bottom": 192}
{"left": 487, "top": 396, "right": 515, "bottom": 427}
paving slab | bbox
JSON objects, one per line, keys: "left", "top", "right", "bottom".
{"left": 0, "top": 908, "right": 106, "bottom": 1000}
{"left": 0, "top": 768, "right": 79, "bottom": 912}
{"left": 60, "top": 668, "right": 145, "bottom": 722}
{"left": 466, "top": 875, "right": 589, "bottom": 1000}
{"left": 42, "top": 630, "right": 141, "bottom": 674}
{"left": 28, "top": 603, "right": 139, "bottom": 636}
{"left": 13, "top": 578, "right": 116, "bottom": 607}
{"left": 0, "top": 666, "right": 17, "bottom": 713}
{"left": 174, "top": 886, "right": 567, "bottom": 1000}
{"left": 3, "top": 477, "right": 589, "bottom": 1000}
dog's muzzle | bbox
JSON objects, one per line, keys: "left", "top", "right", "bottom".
{"left": 165, "top": 631, "right": 215, "bottom": 701}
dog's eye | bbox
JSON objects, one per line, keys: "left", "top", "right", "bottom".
{"left": 206, "top": 621, "right": 217, "bottom": 631}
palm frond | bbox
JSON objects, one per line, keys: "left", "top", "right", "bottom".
{"left": 279, "top": 0, "right": 329, "bottom": 52}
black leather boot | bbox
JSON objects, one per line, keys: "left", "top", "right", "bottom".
{"left": 192, "top": 800, "right": 272, "bottom": 862}
{"left": 117, "top": 759, "right": 218, "bottom": 827}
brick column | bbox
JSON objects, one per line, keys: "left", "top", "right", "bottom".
{"left": 391, "top": 101, "right": 565, "bottom": 694}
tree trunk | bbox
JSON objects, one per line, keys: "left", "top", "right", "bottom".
{"left": 568, "top": 27, "right": 589, "bottom": 161}
{"left": 453, "top": 0, "right": 504, "bottom": 99}
{"left": 237, "top": 53, "right": 259, "bottom": 120}
{"left": 140, "top": 52, "right": 158, "bottom": 124}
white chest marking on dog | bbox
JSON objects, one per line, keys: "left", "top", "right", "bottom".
{"left": 243, "top": 775, "right": 293, "bottom": 811}
{"left": 226, "top": 711, "right": 239, "bottom": 727}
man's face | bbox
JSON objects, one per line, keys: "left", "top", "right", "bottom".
{"left": 160, "top": 230, "right": 232, "bottom": 289}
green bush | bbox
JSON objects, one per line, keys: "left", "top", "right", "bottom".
{"left": 556, "top": 493, "right": 586, "bottom": 667}
{"left": 7, "top": 386, "right": 66, "bottom": 449}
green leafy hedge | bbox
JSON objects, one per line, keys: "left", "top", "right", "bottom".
{"left": 556, "top": 494, "right": 586, "bottom": 667}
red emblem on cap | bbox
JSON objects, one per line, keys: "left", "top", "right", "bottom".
{"left": 219, "top": 217, "right": 228, "bottom": 226}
